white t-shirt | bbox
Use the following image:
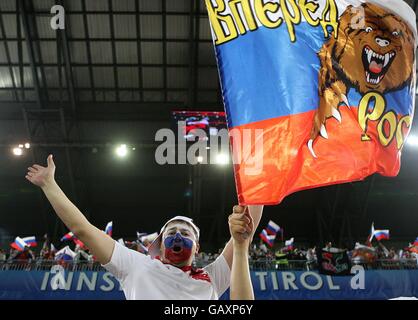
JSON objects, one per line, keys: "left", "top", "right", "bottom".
{"left": 103, "top": 241, "right": 230, "bottom": 300}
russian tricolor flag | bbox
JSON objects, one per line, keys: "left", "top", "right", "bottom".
{"left": 285, "top": 238, "right": 295, "bottom": 250}
{"left": 10, "top": 237, "right": 28, "bottom": 251}
{"left": 60, "top": 232, "right": 74, "bottom": 242}
{"left": 266, "top": 220, "right": 280, "bottom": 236}
{"left": 259, "top": 229, "right": 275, "bottom": 247}
{"left": 105, "top": 221, "right": 113, "bottom": 237}
{"left": 21, "top": 236, "right": 37, "bottom": 247}
{"left": 73, "top": 238, "right": 86, "bottom": 249}
{"left": 366, "top": 222, "right": 375, "bottom": 246}
{"left": 414, "top": 237, "right": 418, "bottom": 247}
{"left": 55, "top": 246, "right": 76, "bottom": 261}
{"left": 206, "top": 0, "right": 417, "bottom": 205}
{"left": 374, "top": 230, "right": 390, "bottom": 241}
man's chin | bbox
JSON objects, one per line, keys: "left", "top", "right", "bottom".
{"left": 163, "top": 256, "right": 190, "bottom": 267}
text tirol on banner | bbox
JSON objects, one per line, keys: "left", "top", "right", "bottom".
{"left": 205, "top": 0, "right": 417, "bottom": 205}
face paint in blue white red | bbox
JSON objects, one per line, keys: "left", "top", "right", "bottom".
{"left": 163, "top": 232, "right": 194, "bottom": 264}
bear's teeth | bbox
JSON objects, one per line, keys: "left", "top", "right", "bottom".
{"left": 367, "top": 51, "right": 373, "bottom": 63}
{"left": 384, "top": 53, "right": 390, "bottom": 67}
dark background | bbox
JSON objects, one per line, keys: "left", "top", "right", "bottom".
{"left": 0, "top": 0, "right": 417, "bottom": 252}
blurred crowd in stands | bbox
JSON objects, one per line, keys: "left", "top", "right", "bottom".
{"left": 1, "top": 234, "right": 417, "bottom": 272}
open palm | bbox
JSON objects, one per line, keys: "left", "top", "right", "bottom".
{"left": 26, "top": 155, "right": 56, "bottom": 188}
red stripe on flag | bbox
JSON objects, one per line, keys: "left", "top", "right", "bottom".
{"left": 231, "top": 107, "right": 403, "bottom": 205}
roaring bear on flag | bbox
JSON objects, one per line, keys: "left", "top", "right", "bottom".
{"left": 310, "top": 2, "right": 415, "bottom": 156}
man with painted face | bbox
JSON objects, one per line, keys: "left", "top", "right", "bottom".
{"left": 26, "top": 155, "right": 263, "bottom": 300}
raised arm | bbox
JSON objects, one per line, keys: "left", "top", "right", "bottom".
{"left": 221, "top": 205, "right": 263, "bottom": 269}
{"left": 26, "top": 155, "right": 114, "bottom": 264}
{"left": 228, "top": 207, "right": 254, "bottom": 300}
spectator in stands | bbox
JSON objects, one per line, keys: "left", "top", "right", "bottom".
{"left": 306, "top": 247, "right": 317, "bottom": 270}
{"left": 8, "top": 246, "right": 35, "bottom": 271}
{"left": 8, "top": 248, "right": 16, "bottom": 261}
{"left": 388, "top": 247, "right": 399, "bottom": 260}
{"left": 0, "top": 248, "right": 6, "bottom": 262}
{"left": 259, "top": 241, "right": 268, "bottom": 255}
{"left": 25, "top": 155, "right": 263, "bottom": 300}
{"left": 39, "top": 240, "right": 56, "bottom": 261}
{"left": 324, "top": 242, "right": 332, "bottom": 251}
{"left": 74, "top": 244, "right": 92, "bottom": 262}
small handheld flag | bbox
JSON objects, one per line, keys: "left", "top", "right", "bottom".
{"left": 73, "top": 238, "right": 86, "bottom": 249}
{"left": 105, "top": 221, "right": 113, "bottom": 237}
{"left": 10, "top": 237, "right": 29, "bottom": 251}
{"left": 259, "top": 229, "right": 275, "bottom": 247}
{"left": 366, "top": 222, "right": 375, "bottom": 245}
{"left": 266, "top": 220, "right": 280, "bottom": 236}
{"left": 374, "top": 230, "right": 390, "bottom": 241}
{"left": 136, "top": 232, "right": 147, "bottom": 241}
{"left": 140, "top": 232, "right": 158, "bottom": 243}
{"left": 285, "top": 238, "right": 295, "bottom": 250}
{"left": 414, "top": 237, "right": 418, "bottom": 247}
{"left": 60, "top": 232, "right": 74, "bottom": 242}
{"left": 55, "top": 246, "right": 76, "bottom": 261}
{"left": 21, "top": 236, "right": 37, "bottom": 247}
{"left": 137, "top": 241, "right": 149, "bottom": 254}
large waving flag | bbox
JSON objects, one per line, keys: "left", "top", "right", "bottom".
{"left": 205, "top": 0, "right": 416, "bottom": 204}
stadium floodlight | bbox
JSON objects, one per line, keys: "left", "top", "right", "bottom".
{"left": 407, "top": 135, "right": 418, "bottom": 147}
{"left": 12, "top": 147, "right": 23, "bottom": 156}
{"left": 216, "top": 153, "right": 229, "bottom": 165}
{"left": 24, "top": 143, "right": 30, "bottom": 149}
{"left": 115, "top": 144, "right": 128, "bottom": 158}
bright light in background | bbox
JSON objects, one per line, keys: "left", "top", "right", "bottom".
{"left": 216, "top": 153, "right": 229, "bottom": 165}
{"left": 12, "top": 147, "right": 23, "bottom": 156}
{"left": 196, "top": 156, "right": 203, "bottom": 163}
{"left": 24, "top": 143, "right": 30, "bottom": 149}
{"left": 18, "top": 144, "right": 23, "bottom": 148}
{"left": 407, "top": 135, "right": 418, "bottom": 147}
{"left": 115, "top": 144, "right": 128, "bottom": 158}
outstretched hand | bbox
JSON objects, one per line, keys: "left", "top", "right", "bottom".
{"left": 228, "top": 205, "right": 254, "bottom": 246}
{"left": 26, "top": 155, "right": 56, "bottom": 188}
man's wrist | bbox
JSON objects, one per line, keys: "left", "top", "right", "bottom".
{"left": 233, "top": 239, "right": 250, "bottom": 252}
{"left": 41, "top": 179, "right": 58, "bottom": 192}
